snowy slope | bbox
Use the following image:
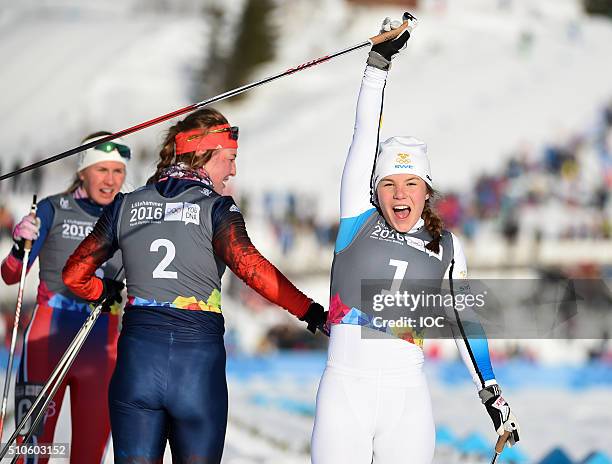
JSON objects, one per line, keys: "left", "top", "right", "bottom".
{"left": 0, "top": 0, "right": 611, "bottom": 207}
{"left": 0, "top": 2, "right": 207, "bottom": 195}
{"left": 234, "top": 0, "right": 612, "bottom": 206}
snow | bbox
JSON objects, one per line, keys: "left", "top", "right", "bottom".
{"left": 232, "top": 0, "right": 612, "bottom": 199}
{"left": 1, "top": 0, "right": 611, "bottom": 202}
{"left": 0, "top": 0, "right": 611, "bottom": 462}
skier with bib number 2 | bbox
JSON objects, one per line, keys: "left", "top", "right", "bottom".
{"left": 63, "top": 108, "right": 327, "bottom": 464}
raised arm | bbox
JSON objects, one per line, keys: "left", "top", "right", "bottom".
{"left": 339, "top": 66, "right": 388, "bottom": 219}
{"left": 335, "top": 16, "right": 415, "bottom": 253}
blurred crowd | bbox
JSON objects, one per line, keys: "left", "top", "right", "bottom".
{"left": 0, "top": 159, "right": 45, "bottom": 195}
{"left": 435, "top": 99, "right": 612, "bottom": 245}
{"left": 0, "top": 204, "right": 13, "bottom": 240}
{"left": 1, "top": 100, "right": 611, "bottom": 359}
{"left": 245, "top": 191, "right": 338, "bottom": 253}
{"left": 238, "top": 100, "right": 612, "bottom": 262}
{"left": 2, "top": 99, "right": 611, "bottom": 258}
{"left": 0, "top": 159, "right": 44, "bottom": 239}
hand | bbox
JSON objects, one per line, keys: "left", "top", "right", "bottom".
{"left": 368, "top": 12, "right": 418, "bottom": 70}
{"left": 12, "top": 214, "right": 41, "bottom": 258}
{"left": 94, "top": 278, "right": 125, "bottom": 312}
{"left": 299, "top": 302, "right": 328, "bottom": 335}
{"left": 479, "top": 385, "right": 520, "bottom": 447}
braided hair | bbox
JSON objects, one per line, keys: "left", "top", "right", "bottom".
{"left": 422, "top": 186, "right": 444, "bottom": 253}
{"left": 147, "top": 108, "right": 229, "bottom": 184}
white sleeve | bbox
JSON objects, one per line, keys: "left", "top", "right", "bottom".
{"left": 446, "top": 233, "right": 468, "bottom": 279}
{"left": 445, "top": 233, "right": 497, "bottom": 390}
{"left": 339, "top": 66, "right": 388, "bottom": 219}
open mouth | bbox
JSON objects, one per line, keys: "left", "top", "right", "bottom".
{"left": 99, "top": 188, "right": 114, "bottom": 196}
{"left": 392, "top": 205, "right": 411, "bottom": 220}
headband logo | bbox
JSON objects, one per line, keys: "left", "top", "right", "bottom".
{"left": 395, "top": 153, "right": 411, "bottom": 164}
{"left": 394, "top": 153, "right": 414, "bottom": 170}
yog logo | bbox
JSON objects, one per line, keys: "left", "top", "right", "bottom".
{"left": 164, "top": 202, "right": 200, "bottom": 225}
{"left": 394, "top": 152, "right": 413, "bottom": 169}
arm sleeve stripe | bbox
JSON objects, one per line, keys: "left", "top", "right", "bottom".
{"left": 449, "top": 258, "right": 485, "bottom": 389}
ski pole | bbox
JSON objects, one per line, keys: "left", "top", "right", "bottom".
{"left": 0, "top": 304, "right": 99, "bottom": 460}
{"left": 0, "top": 13, "right": 416, "bottom": 182}
{"left": 8, "top": 307, "right": 101, "bottom": 464}
{"left": 0, "top": 265, "right": 124, "bottom": 460}
{"left": 490, "top": 431, "right": 511, "bottom": 464}
{"left": 0, "top": 195, "right": 37, "bottom": 443}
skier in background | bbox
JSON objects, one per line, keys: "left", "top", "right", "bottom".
{"left": 1, "top": 132, "right": 130, "bottom": 463}
{"left": 311, "top": 15, "right": 520, "bottom": 463}
{"left": 63, "top": 108, "right": 327, "bottom": 464}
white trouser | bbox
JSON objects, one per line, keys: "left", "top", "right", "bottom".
{"left": 311, "top": 324, "right": 435, "bottom": 464}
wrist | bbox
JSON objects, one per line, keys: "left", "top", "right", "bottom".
{"left": 299, "top": 301, "right": 320, "bottom": 321}
{"left": 11, "top": 242, "right": 25, "bottom": 261}
{"left": 366, "top": 51, "right": 391, "bottom": 71}
{"left": 478, "top": 384, "right": 502, "bottom": 403}
{"left": 299, "top": 302, "right": 326, "bottom": 334}
{"left": 92, "top": 278, "right": 107, "bottom": 303}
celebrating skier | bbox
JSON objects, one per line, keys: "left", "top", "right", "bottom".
{"left": 62, "top": 108, "right": 327, "bottom": 464}
{"left": 310, "top": 15, "right": 520, "bottom": 463}
{"left": 0, "top": 132, "right": 129, "bottom": 463}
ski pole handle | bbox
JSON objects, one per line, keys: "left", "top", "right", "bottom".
{"left": 369, "top": 14, "right": 414, "bottom": 45}
{"left": 490, "top": 431, "right": 511, "bottom": 464}
{"left": 495, "top": 431, "right": 511, "bottom": 453}
{"left": 24, "top": 195, "right": 38, "bottom": 252}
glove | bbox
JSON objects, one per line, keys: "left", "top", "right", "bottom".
{"left": 12, "top": 214, "right": 41, "bottom": 259}
{"left": 367, "top": 12, "right": 418, "bottom": 71}
{"left": 479, "top": 385, "right": 520, "bottom": 447}
{"left": 93, "top": 278, "right": 125, "bottom": 313}
{"left": 367, "top": 12, "right": 417, "bottom": 71}
{"left": 299, "top": 302, "right": 329, "bottom": 335}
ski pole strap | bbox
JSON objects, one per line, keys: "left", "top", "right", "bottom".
{"left": 24, "top": 195, "right": 38, "bottom": 252}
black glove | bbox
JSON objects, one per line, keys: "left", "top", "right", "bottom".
{"left": 367, "top": 12, "right": 417, "bottom": 71}
{"left": 479, "top": 384, "right": 520, "bottom": 447}
{"left": 93, "top": 278, "right": 124, "bottom": 313}
{"left": 299, "top": 302, "right": 328, "bottom": 335}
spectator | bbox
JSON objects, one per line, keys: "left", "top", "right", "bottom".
{"left": 0, "top": 204, "right": 14, "bottom": 240}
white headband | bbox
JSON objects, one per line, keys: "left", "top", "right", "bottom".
{"left": 77, "top": 135, "right": 129, "bottom": 172}
{"left": 372, "top": 136, "right": 432, "bottom": 204}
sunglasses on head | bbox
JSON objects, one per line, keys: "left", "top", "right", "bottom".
{"left": 94, "top": 141, "right": 131, "bottom": 160}
{"left": 207, "top": 126, "right": 239, "bottom": 141}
